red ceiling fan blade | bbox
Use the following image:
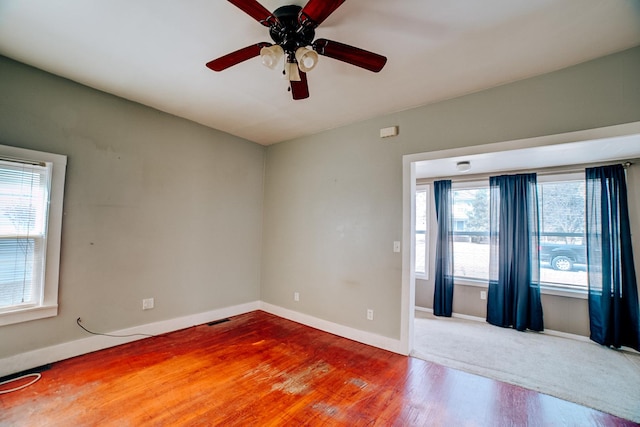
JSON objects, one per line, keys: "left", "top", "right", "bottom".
{"left": 228, "top": 0, "right": 278, "bottom": 27}
{"left": 290, "top": 71, "right": 309, "bottom": 100}
{"left": 299, "top": 0, "right": 346, "bottom": 28}
{"left": 313, "top": 39, "right": 387, "bottom": 72}
{"left": 206, "top": 42, "right": 271, "bottom": 72}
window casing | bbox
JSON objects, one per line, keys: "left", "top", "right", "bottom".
{"left": 0, "top": 144, "right": 66, "bottom": 326}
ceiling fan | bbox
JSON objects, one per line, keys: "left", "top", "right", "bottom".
{"left": 206, "top": 0, "right": 387, "bottom": 100}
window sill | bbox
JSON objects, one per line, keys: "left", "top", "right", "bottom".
{"left": 539, "top": 284, "right": 588, "bottom": 299}
{"left": 454, "top": 278, "right": 488, "bottom": 288}
{"left": 452, "top": 278, "right": 587, "bottom": 299}
{"left": 0, "top": 304, "right": 58, "bottom": 326}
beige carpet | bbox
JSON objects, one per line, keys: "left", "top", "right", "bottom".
{"left": 412, "top": 312, "right": 640, "bottom": 422}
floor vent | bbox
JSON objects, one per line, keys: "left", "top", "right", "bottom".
{"left": 207, "top": 318, "right": 230, "bottom": 326}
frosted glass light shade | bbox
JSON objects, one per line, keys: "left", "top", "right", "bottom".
{"left": 295, "top": 47, "right": 318, "bottom": 72}
{"left": 456, "top": 161, "right": 471, "bottom": 172}
{"left": 260, "top": 45, "right": 284, "bottom": 69}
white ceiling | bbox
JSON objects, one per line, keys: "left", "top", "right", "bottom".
{"left": 0, "top": 1, "right": 639, "bottom": 145}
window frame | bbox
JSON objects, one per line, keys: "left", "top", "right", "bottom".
{"left": 0, "top": 144, "right": 66, "bottom": 326}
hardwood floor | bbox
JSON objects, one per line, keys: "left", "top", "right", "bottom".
{"left": 1, "top": 311, "right": 635, "bottom": 426}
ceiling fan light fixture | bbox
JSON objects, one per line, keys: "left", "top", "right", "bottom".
{"left": 260, "top": 45, "right": 284, "bottom": 69}
{"left": 456, "top": 161, "right": 471, "bottom": 172}
{"left": 295, "top": 47, "right": 318, "bottom": 72}
{"left": 208, "top": 0, "right": 387, "bottom": 100}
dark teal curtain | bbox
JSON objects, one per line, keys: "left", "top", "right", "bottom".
{"left": 433, "top": 180, "right": 454, "bottom": 317}
{"left": 486, "top": 173, "right": 543, "bottom": 331}
{"left": 586, "top": 165, "right": 640, "bottom": 351}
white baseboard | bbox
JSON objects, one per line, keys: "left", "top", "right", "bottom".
{"left": 0, "top": 301, "right": 260, "bottom": 378}
{"left": 415, "top": 306, "right": 485, "bottom": 323}
{"left": 543, "top": 329, "right": 591, "bottom": 343}
{"left": 260, "top": 302, "right": 403, "bottom": 354}
{"left": 1, "top": 301, "right": 404, "bottom": 378}
{"left": 3, "top": 301, "right": 595, "bottom": 379}
{"left": 415, "top": 306, "right": 590, "bottom": 343}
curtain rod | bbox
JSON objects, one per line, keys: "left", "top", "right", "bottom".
{"left": 417, "top": 158, "right": 637, "bottom": 185}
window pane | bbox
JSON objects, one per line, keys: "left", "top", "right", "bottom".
{"left": 0, "top": 161, "right": 49, "bottom": 312}
{"left": 538, "top": 179, "right": 587, "bottom": 289}
{"left": 415, "top": 189, "right": 427, "bottom": 275}
{"left": 0, "top": 238, "right": 36, "bottom": 307}
{"left": 452, "top": 188, "right": 490, "bottom": 280}
{"left": 0, "top": 168, "right": 47, "bottom": 236}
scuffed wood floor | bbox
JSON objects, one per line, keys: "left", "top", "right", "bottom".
{"left": 1, "top": 311, "right": 634, "bottom": 426}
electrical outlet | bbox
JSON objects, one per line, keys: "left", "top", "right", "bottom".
{"left": 294, "top": 292, "right": 300, "bottom": 302}
{"left": 142, "top": 298, "right": 154, "bottom": 310}
{"left": 367, "top": 309, "right": 374, "bottom": 321}
{"left": 480, "top": 291, "right": 487, "bottom": 300}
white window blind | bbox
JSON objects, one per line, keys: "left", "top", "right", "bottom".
{"left": 0, "top": 159, "right": 51, "bottom": 310}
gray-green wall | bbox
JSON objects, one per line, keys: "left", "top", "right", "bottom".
{"left": 0, "top": 56, "right": 266, "bottom": 358}
{"left": 1, "top": 46, "right": 639, "bottom": 360}
{"left": 261, "top": 46, "right": 640, "bottom": 339}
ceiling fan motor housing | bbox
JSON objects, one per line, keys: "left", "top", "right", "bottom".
{"left": 269, "top": 5, "right": 315, "bottom": 57}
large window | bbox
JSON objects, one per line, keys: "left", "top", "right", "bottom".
{"left": 538, "top": 174, "right": 586, "bottom": 289}
{"left": 447, "top": 173, "right": 588, "bottom": 291}
{"left": 452, "top": 184, "right": 490, "bottom": 280}
{"left": 0, "top": 145, "right": 66, "bottom": 326}
{"left": 415, "top": 185, "right": 429, "bottom": 277}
